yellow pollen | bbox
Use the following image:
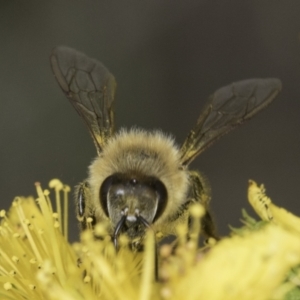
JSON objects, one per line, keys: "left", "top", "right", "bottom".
{"left": 3, "top": 282, "right": 12, "bottom": 290}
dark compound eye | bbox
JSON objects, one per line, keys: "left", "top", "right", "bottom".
{"left": 99, "top": 174, "right": 116, "bottom": 217}
{"left": 150, "top": 178, "right": 168, "bottom": 222}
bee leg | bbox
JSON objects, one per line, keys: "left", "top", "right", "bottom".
{"left": 188, "top": 171, "right": 219, "bottom": 240}
{"left": 199, "top": 210, "right": 220, "bottom": 241}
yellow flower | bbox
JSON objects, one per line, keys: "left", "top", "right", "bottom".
{"left": 0, "top": 179, "right": 299, "bottom": 299}
{"left": 248, "top": 179, "right": 300, "bottom": 235}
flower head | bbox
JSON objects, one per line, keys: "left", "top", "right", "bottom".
{"left": 0, "top": 179, "right": 299, "bottom": 299}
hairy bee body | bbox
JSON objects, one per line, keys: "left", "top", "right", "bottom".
{"left": 50, "top": 46, "right": 281, "bottom": 249}
{"left": 78, "top": 129, "right": 212, "bottom": 246}
{"left": 88, "top": 129, "right": 188, "bottom": 227}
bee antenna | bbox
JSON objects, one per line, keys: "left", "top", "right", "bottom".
{"left": 136, "top": 215, "right": 151, "bottom": 229}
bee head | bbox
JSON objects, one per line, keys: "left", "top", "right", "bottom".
{"left": 100, "top": 172, "right": 168, "bottom": 237}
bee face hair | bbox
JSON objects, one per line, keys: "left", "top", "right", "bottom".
{"left": 88, "top": 129, "right": 190, "bottom": 228}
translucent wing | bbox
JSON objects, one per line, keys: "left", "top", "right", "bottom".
{"left": 50, "top": 46, "right": 116, "bottom": 154}
{"left": 180, "top": 78, "right": 282, "bottom": 165}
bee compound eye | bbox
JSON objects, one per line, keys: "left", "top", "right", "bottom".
{"left": 100, "top": 173, "right": 126, "bottom": 218}
{"left": 151, "top": 179, "right": 168, "bottom": 222}
{"left": 99, "top": 175, "right": 115, "bottom": 217}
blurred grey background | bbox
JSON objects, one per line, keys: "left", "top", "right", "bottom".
{"left": 1, "top": 1, "right": 300, "bottom": 241}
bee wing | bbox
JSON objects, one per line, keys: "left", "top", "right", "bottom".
{"left": 180, "top": 78, "right": 282, "bottom": 165}
{"left": 50, "top": 46, "right": 116, "bottom": 154}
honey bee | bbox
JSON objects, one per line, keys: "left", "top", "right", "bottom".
{"left": 50, "top": 46, "right": 281, "bottom": 250}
